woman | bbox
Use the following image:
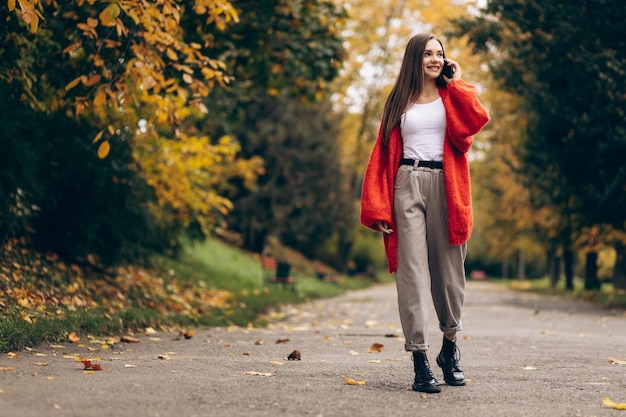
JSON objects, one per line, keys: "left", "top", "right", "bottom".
{"left": 360, "top": 33, "right": 490, "bottom": 393}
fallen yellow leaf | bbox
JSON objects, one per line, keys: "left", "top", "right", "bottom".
{"left": 34, "top": 362, "right": 48, "bottom": 366}
{"left": 7, "top": 352, "right": 18, "bottom": 359}
{"left": 243, "top": 371, "right": 275, "bottom": 377}
{"left": 120, "top": 336, "right": 140, "bottom": 343}
{"left": 608, "top": 357, "right": 626, "bottom": 365}
{"left": 603, "top": 396, "right": 626, "bottom": 410}
{"left": 0, "top": 367, "right": 14, "bottom": 371}
{"left": 344, "top": 376, "right": 366, "bottom": 385}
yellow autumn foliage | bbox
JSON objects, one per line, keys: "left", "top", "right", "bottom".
{"left": 7, "top": 0, "right": 245, "bottom": 231}
{"left": 133, "top": 131, "right": 263, "bottom": 235}
{"left": 7, "top": 0, "right": 238, "bottom": 138}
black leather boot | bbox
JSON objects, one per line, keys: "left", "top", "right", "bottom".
{"left": 412, "top": 351, "right": 441, "bottom": 393}
{"left": 436, "top": 336, "right": 466, "bottom": 386}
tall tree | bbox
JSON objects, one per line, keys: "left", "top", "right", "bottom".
{"left": 456, "top": 0, "right": 626, "bottom": 289}
{"left": 2, "top": 0, "right": 258, "bottom": 262}
{"left": 197, "top": 0, "right": 348, "bottom": 256}
{"left": 224, "top": 96, "right": 347, "bottom": 257}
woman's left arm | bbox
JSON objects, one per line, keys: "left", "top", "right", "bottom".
{"left": 441, "top": 76, "right": 490, "bottom": 154}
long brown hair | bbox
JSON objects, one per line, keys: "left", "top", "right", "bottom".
{"left": 381, "top": 33, "right": 448, "bottom": 146}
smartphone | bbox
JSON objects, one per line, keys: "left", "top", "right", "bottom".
{"left": 442, "top": 60, "right": 454, "bottom": 78}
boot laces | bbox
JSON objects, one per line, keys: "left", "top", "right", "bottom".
{"left": 413, "top": 352, "right": 436, "bottom": 378}
{"left": 445, "top": 343, "right": 462, "bottom": 370}
{"left": 451, "top": 344, "right": 461, "bottom": 363}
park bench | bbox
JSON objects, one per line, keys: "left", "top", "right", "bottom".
{"left": 260, "top": 253, "right": 296, "bottom": 290}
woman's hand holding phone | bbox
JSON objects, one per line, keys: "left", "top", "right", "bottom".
{"left": 442, "top": 59, "right": 462, "bottom": 83}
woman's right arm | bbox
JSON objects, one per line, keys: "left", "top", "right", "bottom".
{"left": 360, "top": 127, "right": 394, "bottom": 232}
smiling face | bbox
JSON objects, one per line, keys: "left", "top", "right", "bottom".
{"left": 422, "top": 38, "right": 445, "bottom": 80}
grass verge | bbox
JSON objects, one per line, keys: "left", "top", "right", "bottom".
{"left": 504, "top": 277, "right": 626, "bottom": 311}
{"left": 0, "top": 237, "right": 373, "bottom": 353}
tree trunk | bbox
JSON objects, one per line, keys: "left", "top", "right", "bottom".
{"left": 548, "top": 249, "right": 560, "bottom": 289}
{"left": 584, "top": 251, "right": 601, "bottom": 290}
{"left": 563, "top": 249, "right": 574, "bottom": 290}
{"left": 613, "top": 241, "right": 626, "bottom": 290}
{"left": 517, "top": 249, "right": 525, "bottom": 281}
{"left": 547, "top": 249, "right": 555, "bottom": 285}
{"left": 336, "top": 232, "right": 353, "bottom": 273}
{"left": 243, "top": 221, "right": 268, "bottom": 254}
{"left": 502, "top": 258, "right": 509, "bottom": 279}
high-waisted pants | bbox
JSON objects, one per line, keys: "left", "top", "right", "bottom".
{"left": 393, "top": 164, "right": 466, "bottom": 352}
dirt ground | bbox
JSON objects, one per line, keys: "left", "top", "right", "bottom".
{"left": 1, "top": 280, "right": 625, "bottom": 417}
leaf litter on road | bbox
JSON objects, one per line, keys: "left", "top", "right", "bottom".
{"left": 367, "top": 343, "right": 384, "bottom": 353}
{"left": 287, "top": 349, "right": 301, "bottom": 360}
{"left": 243, "top": 371, "right": 276, "bottom": 377}
{"left": 343, "top": 376, "right": 366, "bottom": 385}
{"left": 603, "top": 396, "right": 626, "bottom": 410}
{"left": 77, "top": 358, "right": 103, "bottom": 371}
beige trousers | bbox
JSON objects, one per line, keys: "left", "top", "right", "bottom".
{"left": 393, "top": 163, "right": 466, "bottom": 352}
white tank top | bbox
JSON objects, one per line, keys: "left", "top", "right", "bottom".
{"left": 400, "top": 97, "right": 446, "bottom": 161}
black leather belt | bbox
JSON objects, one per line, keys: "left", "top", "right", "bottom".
{"left": 400, "top": 158, "right": 443, "bottom": 169}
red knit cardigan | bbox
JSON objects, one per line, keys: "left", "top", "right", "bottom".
{"left": 360, "top": 79, "right": 490, "bottom": 273}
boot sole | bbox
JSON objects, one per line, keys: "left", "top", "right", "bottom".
{"left": 412, "top": 384, "right": 441, "bottom": 394}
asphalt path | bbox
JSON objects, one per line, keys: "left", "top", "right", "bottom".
{"left": 1, "top": 280, "right": 625, "bottom": 417}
